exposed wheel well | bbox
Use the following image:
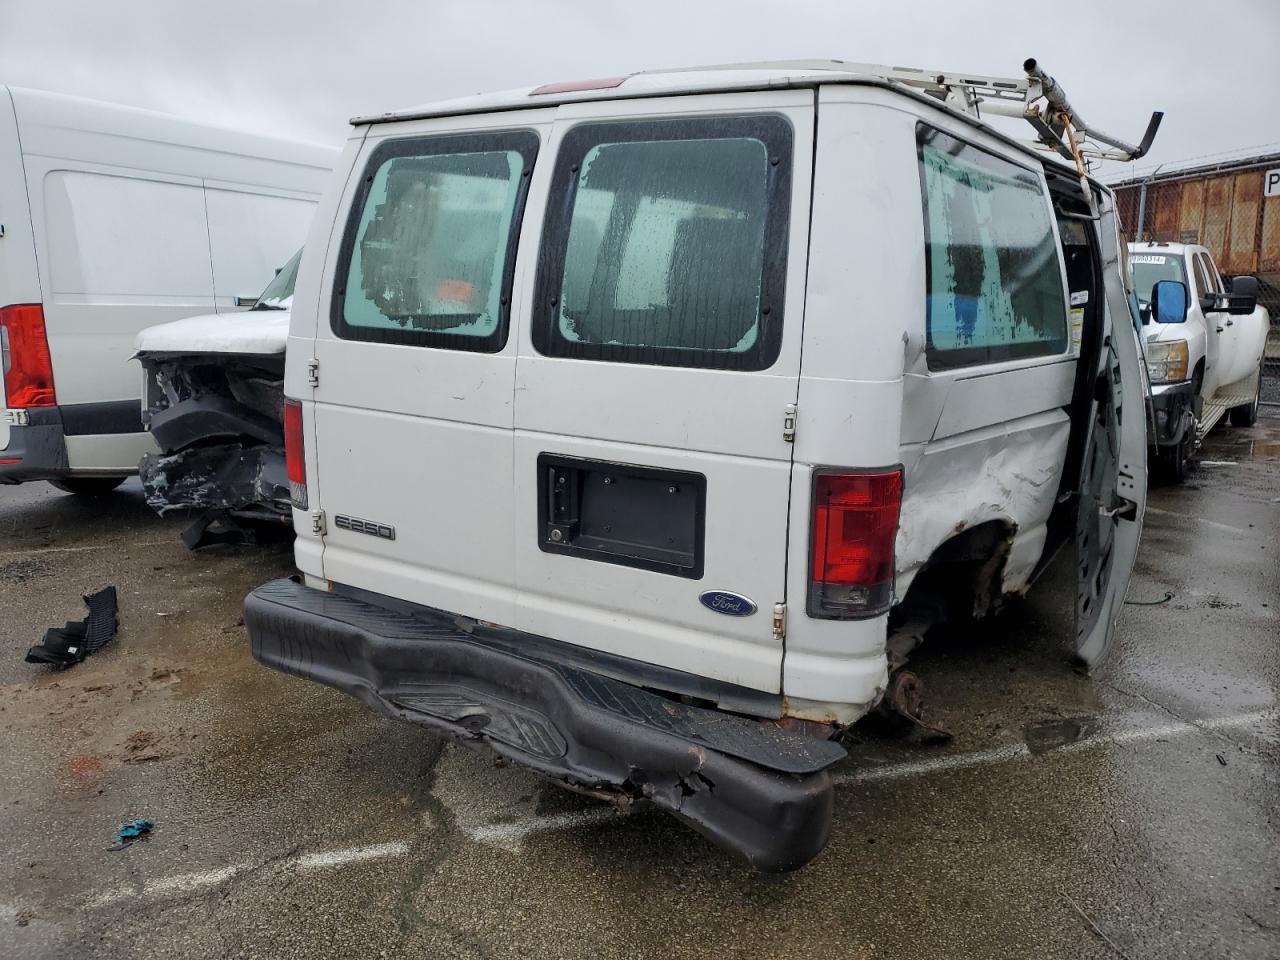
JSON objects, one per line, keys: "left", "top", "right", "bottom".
{"left": 892, "top": 519, "right": 1018, "bottom": 628}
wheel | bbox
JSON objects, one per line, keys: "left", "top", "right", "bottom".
{"left": 1153, "top": 425, "right": 1193, "bottom": 485}
{"left": 48, "top": 476, "right": 127, "bottom": 497}
{"left": 1228, "top": 367, "right": 1261, "bottom": 428}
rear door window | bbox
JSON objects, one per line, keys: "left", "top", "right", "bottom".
{"left": 533, "top": 116, "right": 792, "bottom": 371}
{"left": 332, "top": 131, "right": 538, "bottom": 351}
{"left": 918, "top": 126, "right": 1068, "bottom": 370}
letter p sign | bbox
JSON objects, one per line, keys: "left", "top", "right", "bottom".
{"left": 1266, "top": 169, "right": 1280, "bottom": 199}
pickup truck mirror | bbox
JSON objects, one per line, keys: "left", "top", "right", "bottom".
{"left": 1224, "top": 275, "right": 1259, "bottom": 316}
{"left": 1150, "top": 279, "right": 1189, "bottom": 324}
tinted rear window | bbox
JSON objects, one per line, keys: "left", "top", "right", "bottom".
{"left": 332, "top": 131, "right": 538, "bottom": 351}
{"left": 533, "top": 116, "right": 792, "bottom": 371}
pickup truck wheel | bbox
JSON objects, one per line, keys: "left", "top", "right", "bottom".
{"left": 49, "top": 476, "right": 127, "bottom": 497}
{"left": 1153, "top": 426, "right": 1192, "bottom": 485}
{"left": 1228, "top": 368, "right": 1261, "bottom": 428}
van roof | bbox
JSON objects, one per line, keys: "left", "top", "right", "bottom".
{"left": 5, "top": 85, "right": 337, "bottom": 171}
{"left": 353, "top": 60, "right": 1009, "bottom": 126}
{"left": 350, "top": 59, "right": 1104, "bottom": 186}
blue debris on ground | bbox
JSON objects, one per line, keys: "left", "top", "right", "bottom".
{"left": 111, "top": 819, "right": 154, "bottom": 851}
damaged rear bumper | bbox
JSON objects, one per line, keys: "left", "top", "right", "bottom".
{"left": 0, "top": 408, "right": 70, "bottom": 484}
{"left": 245, "top": 578, "right": 845, "bottom": 872}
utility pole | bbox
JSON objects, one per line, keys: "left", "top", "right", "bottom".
{"left": 1134, "top": 163, "right": 1165, "bottom": 241}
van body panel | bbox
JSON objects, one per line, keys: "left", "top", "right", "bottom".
{"left": 286, "top": 135, "right": 368, "bottom": 569}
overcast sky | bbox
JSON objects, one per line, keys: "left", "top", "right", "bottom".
{"left": 3, "top": 0, "right": 1278, "bottom": 179}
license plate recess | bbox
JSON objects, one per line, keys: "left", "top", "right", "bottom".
{"left": 537, "top": 454, "right": 705, "bottom": 578}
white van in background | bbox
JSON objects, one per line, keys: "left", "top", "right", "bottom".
{"left": 0, "top": 86, "right": 335, "bottom": 493}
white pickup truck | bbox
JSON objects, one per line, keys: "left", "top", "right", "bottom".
{"left": 1129, "top": 242, "right": 1270, "bottom": 481}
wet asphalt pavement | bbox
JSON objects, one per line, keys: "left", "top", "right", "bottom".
{"left": 1, "top": 414, "right": 1277, "bottom": 960}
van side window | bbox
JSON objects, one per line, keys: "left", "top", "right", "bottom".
{"left": 917, "top": 126, "right": 1068, "bottom": 370}
{"left": 332, "top": 131, "right": 539, "bottom": 351}
{"left": 533, "top": 116, "right": 792, "bottom": 371}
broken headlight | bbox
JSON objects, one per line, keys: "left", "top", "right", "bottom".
{"left": 1146, "top": 339, "right": 1189, "bottom": 385}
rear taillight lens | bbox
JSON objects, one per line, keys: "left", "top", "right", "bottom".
{"left": 0, "top": 304, "right": 56, "bottom": 408}
{"left": 808, "top": 468, "right": 903, "bottom": 619}
{"left": 283, "top": 398, "right": 308, "bottom": 510}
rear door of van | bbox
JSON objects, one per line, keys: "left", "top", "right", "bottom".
{"left": 308, "top": 110, "right": 557, "bottom": 628}
{"left": 511, "top": 92, "right": 814, "bottom": 694}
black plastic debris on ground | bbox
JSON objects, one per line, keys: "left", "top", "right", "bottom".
{"left": 25, "top": 586, "right": 118, "bottom": 667}
{"left": 182, "top": 511, "right": 259, "bottom": 551}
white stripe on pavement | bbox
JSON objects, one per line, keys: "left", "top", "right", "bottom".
{"left": 89, "top": 840, "right": 410, "bottom": 909}
{"left": 85, "top": 708, "right": 1274, "bottom": 905}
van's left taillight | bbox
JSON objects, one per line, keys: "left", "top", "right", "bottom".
{"left": 0, "top": 304, "right": 56, "bottom": 408}
{"left": 283, "top": 398, "right": 308, "bottom": 510}
{"left": 808, "top": 468, "right": 903, "bottom": 619}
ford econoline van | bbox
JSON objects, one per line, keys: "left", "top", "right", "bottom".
{"left": 0, "top": 86, "right": 334, "bottom": 493}
{"left": 245, "top": 61, "right": 1152, "bottom": 871}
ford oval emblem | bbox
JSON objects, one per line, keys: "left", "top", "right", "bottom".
{"left": 699, "top": 590, "right": 757, "bottom": 617}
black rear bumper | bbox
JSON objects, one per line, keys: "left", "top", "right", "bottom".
{"left": 245, "top": 578, "right": 846, "bottom": 872}
{"left": 0, "top": 408, "right": 69, "bottom": 484}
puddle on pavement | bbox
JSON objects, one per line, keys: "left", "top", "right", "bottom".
{"left": 1244, "top": 440, "right": 1280, "bottom": 460}
{"left": 1023, "top": 716, "right": 1098, "bottom": 754}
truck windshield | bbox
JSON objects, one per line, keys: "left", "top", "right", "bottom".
{"left": 254, "top": 248, "right": 303, "bottom": 310}
{"left": 1129, "top": 252, "right": 1184, "bottom": 304}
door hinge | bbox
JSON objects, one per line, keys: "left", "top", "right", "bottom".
{"left": 772, "top": 602, "right": 787, "bottom": 641}
{"left": 305, "top": 358, "right": 319, "bottom": 387}
{"left": 3, "top": 408, "right": 29, "bottom": 427}
{"left": 782, "top": 403, "right": 797, "bottom": 443}
{"left": 310, "top": 509, "right": 327, "bottom": 536}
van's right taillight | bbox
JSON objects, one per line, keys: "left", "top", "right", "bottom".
{"left": 283, "top": 398, "right": 308, "bottom": 510}
{"left": 0, "top": 304, "right": 57, "bottom": 408}
{"left": 808, "top": 468, "right": 903, "bottom": 619}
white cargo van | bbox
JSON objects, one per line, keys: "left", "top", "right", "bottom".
{"left": 0, "top": 86, "right": 335, "bottom": 492}
{"left": 246, "top": 61, "right": 1154, "bottom": 870}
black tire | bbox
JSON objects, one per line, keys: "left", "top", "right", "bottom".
{"left": 48, "top": 476, "right": 127, "bottom": 497}
{"left": 1153, "top": 426, "right": 1193, "bottom": 485}
{"left": 1228, "top": 368, "right": 1261, "bottom": 428}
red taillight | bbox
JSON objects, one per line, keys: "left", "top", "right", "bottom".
{"left": 808, "top": 468, "right": 903, "bottom": 619}
{"left": 283, "top": 398, "right": 307, "bottom": 510}
{"left": 0, "top": 304, "right": 56, "bottom": 408}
